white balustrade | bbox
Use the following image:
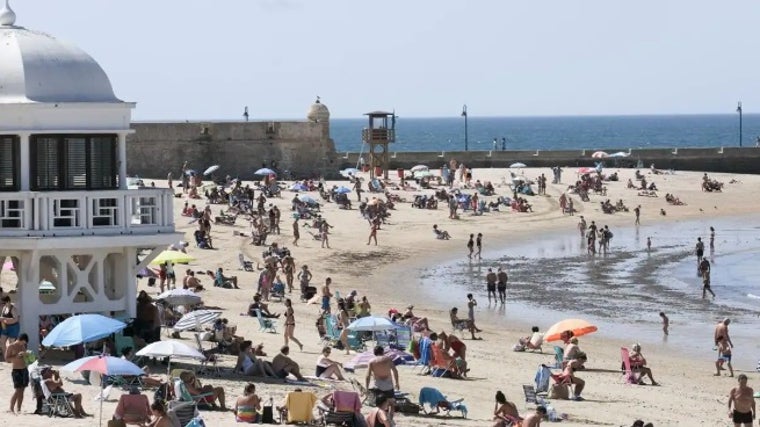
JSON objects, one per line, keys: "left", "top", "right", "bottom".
{"left": 0, "top": 188, "right": 174, "bottom": 237}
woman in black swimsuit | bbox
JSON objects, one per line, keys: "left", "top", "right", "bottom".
{"left": 283, "top": 299, "right": 303, "bottom": 351}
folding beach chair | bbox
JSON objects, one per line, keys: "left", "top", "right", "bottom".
{"left": 418, "top": 387, "right": 467, "bottom": 418}
{"left": 553, "top": 346, "right": 564, "bottom": 369}
{"left": 238, "top": 252, "right": 254, "bottom": 272}
{"left": 40, "top": 377, "right": 75, "bottom": 417}
{"left": 168, "top": 399, "right": 200, "bottom": 426}
{"left": 193, "top": 333, "right": 221, "bottom": 376}
{"left": 279, "top": 390, "right": 318, "bottom": 424}
{"left": 253, "top": 309, "right": 277, "bottom": 333}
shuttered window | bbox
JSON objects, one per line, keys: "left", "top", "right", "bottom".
{"left": 0, "top": 136, "right": 19, "bottom": 191}
{"left": 31, "top": 134, "right": 118, "bottom": 191}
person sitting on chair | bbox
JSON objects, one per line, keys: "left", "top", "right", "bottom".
{"left": 248, "top": 294, "right": 280, "bottom": 318}
{"left": 179, "top": 371, "right": 227, "bottom": 410}
{"left": 629, "top": 344, "right": 658, "bottom": 385}
{"left": 42, "top": 368, "right": 90, "bottom": 418}
{"left": 113, "top": 384, "right": 151, "bottom": 424}
{"left": 214, "top": 267, "right": 240, "bottom": 289}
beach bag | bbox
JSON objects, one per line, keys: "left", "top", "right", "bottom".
{"left": 549, "top": 384, "right": 569, "bottom": 400}
{"left": 512, "top": 343, "right": 525, "bottom": 352}
{"left": 395, "top": 398, "right": 421, "bottom": 414}
{"left": 107, "top": 420, "right": 127, "bottom": 427}
{"left": 260, "top": 405, "right": 275, "bottom": 423}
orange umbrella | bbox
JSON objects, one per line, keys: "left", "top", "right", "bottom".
{"left": 544, "top": 318, "right": 598, "bottom": 342}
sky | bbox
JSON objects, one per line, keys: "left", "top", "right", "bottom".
{"left": 15, "top": 0, "right": 760, "bottom": 120}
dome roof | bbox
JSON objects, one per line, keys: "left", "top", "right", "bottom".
{"left": 0, "top": 2, "right": 120, "bottom": 104}
{"left": 307, "top": 97, "right": 330, "bottom": 123}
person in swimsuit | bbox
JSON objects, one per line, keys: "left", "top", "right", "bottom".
{"left": 234, "top": 383, "right": 261, "bottom": 423}
{"left": 365, "top": 394, "right": 392, "bottom": 427}
{"left": 716, "top": 338, "right": 734, "bottom": 377}
{"left": 485, "top": 268, "right": 497, "bottom": 304}
{"left": 699, "top": 258, "right": 714, "bottom": 299}
{"left": 475, "top": 233, "right": 483, "bottom": 260}
{"left": 298, "top": 265, "right": 312, "bottom": 295}
{"left": 492, "top": 390, "right": 521, "bottom": 427}
{"left": 578, "top": 216, "right": 587, "bottom": 239}
{"left": 0, "top": 295, "right": 20, "bottom": 357}
{"left": 282, "top": 255, "right": 296, "bottom": 293}
{"left": 320, "top": 278, "right": 333, "bottom": 314}
{"left": 366, "top": 345, "right": 399, "bottom": 421}
{"left": 6, "top": 333, "right": 28, "bottom": 414}
{"left": 695, "top": 237, "right": 705, "bottom": 265}
{"left": 467, "top": 294, "right": 482, "bottom": 334}
{"left": 292, "top": 219, "right": 300, "bottom": 246}
{"left": 710, "top": 226, "right": 716, "bottom": 251}
{"left": 283, "top": 299, "right": 303, "bottom": 351}
{"left": 146, "top": 400, "right": 173, "bottom": 427}
{"left": 728, "top": 374, "right": 755, "bottom": 427}
{"left": 315, "top": 346, "right": 345, "bottom": 380}
{"left": 466, "top": 234, "right": 474, "bottom": 259}
{"left": 496, "top": 267, "right": 508, "bottom": 304}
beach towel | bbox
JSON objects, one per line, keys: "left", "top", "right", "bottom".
{"left": 332, "top": 390, "right": 361, "bottom": 413}
{"left": 418, "top": 337, "right": 432, "bottom": 366}
{"left": 534, "top": 364, "right": 552, "bottom": 394}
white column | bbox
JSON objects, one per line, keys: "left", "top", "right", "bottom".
{"left": 18, "top": 133, "right": 30, "bottom": 191}
{"left": 124, "top": 248, "right": 137, "bottom": 318}
{"left": 118, "top": 133, "right": 127, "bottom": 190}
{"left": 17, "top": 252, "right": 40, "bottom": 351}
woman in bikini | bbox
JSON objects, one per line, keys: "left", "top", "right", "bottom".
{"left": 283, "top": 299, "right": 303, "bottom": 351}
{"left": 282, "top": 255, "right": 295, "bottom": 293}
{"left": 492, "top": 390, "right": 521, "bottom": 427}
{"left": 365, "top": 395, "right": 393, "bottom": 427}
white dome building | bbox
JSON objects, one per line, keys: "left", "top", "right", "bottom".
{"left": 0, "top": 1, "right": 179, "bottom": 351}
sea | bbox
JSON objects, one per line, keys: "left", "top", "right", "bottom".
{"left": 418, "top": 216, "right": 760, "bottom": 370}
{"left": 330, "top": 114, "right": 760, "bottom": 153}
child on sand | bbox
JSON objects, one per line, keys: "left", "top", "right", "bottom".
{"left": 715, "top": 338, "right": 733, "bottom": 377}
{"left": 659, "top": 312, "right": 669, "bottom": 335}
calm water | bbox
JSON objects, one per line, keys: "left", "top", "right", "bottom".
{"left": 331, "top": 114, "right": 760, "bottom": 153}
{"left": 419, "top": 216, "right": 760, "bottom": 369}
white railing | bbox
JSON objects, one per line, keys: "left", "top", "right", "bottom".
{"left": 0, "top": 189, "right": 175, "bottom": 237}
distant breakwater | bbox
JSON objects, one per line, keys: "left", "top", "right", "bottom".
{"left": 339, "top": 146, "right": 760, "bottom": 175}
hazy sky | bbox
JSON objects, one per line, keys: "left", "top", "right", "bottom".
{"left": 16, "top": 0, "right": 760, "bottom": 119}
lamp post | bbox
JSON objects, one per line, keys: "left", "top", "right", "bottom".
{"left": 737, "top": 101, "right": 743, "bottom": 147}
{"left": 461, "top": 104, "right": 468, "bottom": 151}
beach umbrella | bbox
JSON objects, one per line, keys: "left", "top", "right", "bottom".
{"left": 410, "top": 165, "right": 429, "bottom": 173}
{"left": 289, "top": 183, "right": 308, "bottom": 192}
{"left": 544, "top": 318, "right": 598, "bottom": 342}
{"left": 39, "top": 280, "right": 56, "bottom": 295}
{"left": 344, "top": 348, "right": 414, "bottom": 372}
{"left": 42, "top": 314, "right": 126, "bottom": 347}
{"left": 577, "top": 167, "right": 596, "bottom": 175}
{"left": 591, "top": 151, "right": 609, "bottom": 159}
{"left": 334, "top": 186, "right": 352, "bottom": 194}
{"left": 62, "top": 354, "right": 144, "bottom": 426}
{"left": 149, "top": 250, "right": 195, "bottom": 265}
{"left": 184, "top": 169, "right": 197, "bottom": 176}
{"left": 510, "top": 162, "right": 527, "bottom": 168}
{"left": 135, "top": 340, "right": 206, "bottom": 378}
{"left": 254, "top": 167, "right": 276, "bottom": 176}
{"left": 340, "top": 168, "right": 360, "bottom": 177}
{"left": 347, "top": 316, "right": 395, "bottom": 332}
{"left": 298, "top": 194, "right": 317, "bottom": 204}
{"left": 156, "top": 288, "right": 202, "bottom": 306}
{"left": 413, "top": 170, "right": 433, "bottom": 178}
{"left": 203, "top": 165, "right": 220, "bottom": 176}
{"left": 173, "top": 309, "right": 222, "bottom": 332}
{"left": 609, "top": 151, "right": 630, "bottom": 158}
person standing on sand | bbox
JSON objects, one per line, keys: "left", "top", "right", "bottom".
{"left": 578, "top": 216, "right": 587, "bottom": 239}
{"left": 659, "top": 312, "right": 669, "bottom": 335}
{"left": 366, "top": 345, "right": 400, "bottom": 422}
{"left": 634, "top": 205, "right": 641, "bottom": 225}
{"left": 485, "top": 268, "right": 497, "bottom": 304}
{"left": 467, "top": 234, "right": 474, "bottom": 259}
{"left": 715, "top": 318, "right": 734, "bottom": 352}
{"left": 497, "top": 267, "right": 508, "bottom": 304}
{"left": 5, "top": 333, "right": 28, "bottom": 414}
{"left": 320, "top": 278, "right": 333, "bottom": 314}
{"left": 292, "top": 219, "right": 300, "bottom": 247}
{"left": 367, "top": 222, "right": 378, "bottom": 246}
{"left": 320, "top": 221, "right": 330, "bottom": 249}
{"left": 297, "top": 265, "right": 312, "bottom": 294}
{"left": 476, "top": 233, "right": 483, "bottom": 260}
{"left": 728, "top": 374, "right": 755, "bottom": 427}
{"left": 467, "top": 294, "right": 483, "bottom": 334}
{"left": 699, "top": 258, "right": 714, "bottom": 299}
{"left": 716, "top": 338, "right": 734, "bottom": 377}
{"left": 448, "top": 195, "right": 458, "bottom": 219}
{"left": 282, "top": 299, "right": 303, "bottom": 351}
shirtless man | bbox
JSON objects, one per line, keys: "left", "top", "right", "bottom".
{"left": 695, "top": 237, "right": 705, "bottom": 265}
{"left": 5, "top": 333, "right": 28, "bottom": 414}
{"left": 182, "top": 270, "right": 203, "bottom": 292}
{"left": 578, "top": 216, "right": 587, "bottom": 239}
{"left": 715, "top": 318, "right": 733, "bottom": 353}
{"left": 366, "top": 345, "right": 399, "bottom": 421}
{"left": 521, "top": 405, "right": 547, "bottom": 427}
{"left": 496, "top": 267, "right": 508, "bottom": 305}
{"left": 485, "top": 268, "right": 497, "bottom": 304}
{"left": 320, "top": 278, "right": 333, "bottom": 314}
{"left": 728, "top": 374, "right": 755, "bottom": 427}
{"left": 475, "top": 233, "right": 483, "bottom": 260}
{"left": 292, "top": 219, "right": 300, "bottom": 246}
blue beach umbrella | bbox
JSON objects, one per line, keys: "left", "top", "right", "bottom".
{"left": 289, "top": 183, "right": 308, "bottom": 192}
{"left": 298, "top": 194, "right": 317, "bottom": 204}
{"left": 42, "top": 314, "right": 127, "bottom": 347}
{"left": 346, "top": 316, "right": 395, "bottom": 332}
{"left": 254, "top": 168, "right": 276, "bottom": 176}
{"left": 334, "top": 186, "right": 352, "bottom": 194}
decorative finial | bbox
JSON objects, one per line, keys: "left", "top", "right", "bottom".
{"left": 0, "top": 0, "right": 16, "bottom": 26}
{"left": 315, "top": 96, "right": 321, "bottom": 104}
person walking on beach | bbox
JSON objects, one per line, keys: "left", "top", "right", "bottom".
{"left": 485, "top": 268, "right": 497, "bottom": 304}
{"left": 475, "top": 233, "right": 483, "bottom": 260}
{"left": 282, "top": 299, "right": 303, "bottom": 351}
{"left": 699, "top": 258, "right": 714, "bottom": 299}
{"left": 467, "top": 294, "right": 483, "bottom": 334}
{"left": 5, "top": 333, "right": 28, "bottom": 414}
{"left": 659, "top": 312, "right": 669, "bottom": 335}
{"left": 578, "top": 216, "right": 587, "bottom": 239}
{"left": 320, "top": 221, "right": 331, "bottom": 249}
{"left": 292, "top": 219, "right": 300, "bottom": 247}
{"left": 695, "top": 237, "right": 705, "bottom": 265}
{"left": 710, "top": 226, "right": 716, "bottom": 252}
{"left": 467, "top": 234, "right": 474, "bottom": 259}
{"left": 728, "top": 374, "right": 755, "bottom": 427}
{"left": 647, "top": 237, "right": 652, "bottom": 252}
{"left": 320, "top": 278, "right": 333, "bottom": 314}
{"left": 497, "top": 267, "right": 508, "bottom": 304}
{"left": 367, "top": 222, "right": 378, "bottom": 246}
{"left": 634, "top": 205, "right": 641, "bottom": 225}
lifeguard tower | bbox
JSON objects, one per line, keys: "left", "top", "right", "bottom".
{"left": 361, "top": 111, "right": 395, "bottom": 180}
{"left": 0, "top": 2, "right": 180, "bottom": 350}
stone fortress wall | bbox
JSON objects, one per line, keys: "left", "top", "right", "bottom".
{"left": 127, "top": 120, "right": 760, "bottom": 179}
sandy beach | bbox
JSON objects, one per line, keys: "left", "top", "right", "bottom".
{"left": 2, "top": 165, "right": 760, "bottom": 426}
